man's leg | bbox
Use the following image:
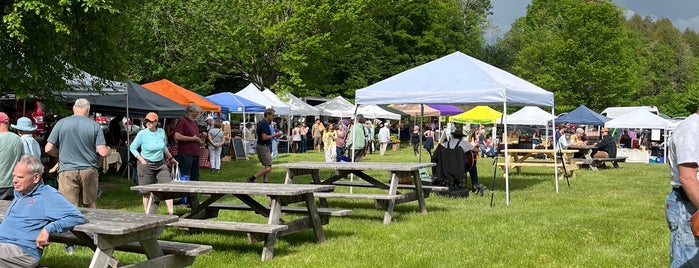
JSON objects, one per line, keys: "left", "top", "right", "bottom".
{"left": 57, "top": 170, "right": 81, "bottom": 206}
{"left": 80, "top": 168, "right": 99, "bottom": 209}
{"left": 0, "top": 243, "right": 39, "bottom": 268}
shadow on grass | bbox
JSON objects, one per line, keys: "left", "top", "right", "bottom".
{"left": 158, "top": 227, "right": 355, "bottom": 258}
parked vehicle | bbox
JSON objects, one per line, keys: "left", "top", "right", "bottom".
{"left": 0, "top": 96, "right": 45, "bottom": 137}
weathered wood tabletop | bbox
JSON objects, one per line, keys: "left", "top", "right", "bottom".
{"left": 0, "top": 200, "right": 178, "bottom": 268}
{"left": 131, "top": 181, "right": 334, "bottom": 261}
{"left": 276, "top": 162, "right": 436, "bottom": 225}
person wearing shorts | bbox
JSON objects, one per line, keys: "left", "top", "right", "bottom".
{"left": 247, "top": 108, "right": 281, "bottom": 183}
{"left": 45, "top": 98, "right": 111, "bottom": 209}
{"left": 131, "top": 112, "right": 177, "bottom": 214}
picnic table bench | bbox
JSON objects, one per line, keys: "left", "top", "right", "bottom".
{"left": 497, "top": 149, "right": 579, "bottom": 177}
{"left": 0, "top": 200, "right": 210, "bottom": 268}
{"left": 567, "top": 144, "right": 627, "bottom": 170}
{"left": 277, "top": 162, "right": 437, "bottom": 225}
{"left": 574, "top": 156, "right": 627, "bottom": 170}
{"left": 132, "top": 181, "right": 335, "bottom": 261}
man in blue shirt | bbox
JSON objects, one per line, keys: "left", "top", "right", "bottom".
{"left": 248, "top": 109, "right": 282, "bottom": 183}
{"left": 0, "top": 156, "right": 85, "bottom": 267}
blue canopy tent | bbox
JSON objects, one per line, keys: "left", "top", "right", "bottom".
{"left": 206, "top": 92, "right": 266, "bottom": 153}
{"left": 206, "top": 92, "right": 265, "bottom": 113}
{"left": 554, "top": 105, "right": 609, "bottom": 126}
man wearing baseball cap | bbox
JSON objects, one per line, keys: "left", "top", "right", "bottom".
{"left": 0, "top": 112, "right": 23, "bottom": 200}
{"left": 593, "top": 128, "right": 617, "bottom": 158}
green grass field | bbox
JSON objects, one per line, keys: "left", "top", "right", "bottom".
{"left": 40, "top": 143, "right": 669, "bottom": 267}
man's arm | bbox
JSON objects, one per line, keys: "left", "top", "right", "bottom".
{"left": 44, "top": 142, "right": 58, "bottom": 157}
{"left": 174, "top": 131, "right": 199, "bottom": 142}
{"left": 679, "top": 163, "right": 699, "bottom": 208}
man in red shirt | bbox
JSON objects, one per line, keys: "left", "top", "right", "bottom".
{"left": 174, "top": 104, "right": 203, "bottom": 207}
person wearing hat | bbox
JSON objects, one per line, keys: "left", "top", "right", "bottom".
{"left": 593, "top": 128, "right": 617, "bottom": 158}
{"left": 557, "top": 128, "right": 573, "bottom": 150}
{"left": 130, "top": 112, "right": 177, "bottom": 214}
{"left": 205, "top": 115, "right": 214, "bottom": 131}
{"left": 0, "top": 112, "right": 24, "bottom": 200}
{"left": 12, "top": 117, "right": 41, "bottom": 159}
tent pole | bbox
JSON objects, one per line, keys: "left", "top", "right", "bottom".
{"left": 419, "top": 104, "right": 424, "bottom": 163}
{"left": 552, "top": 105, "right": 559, "bottom": 194}
{"left": 503, "top": 102, "right": 509, "bottom": 205}
{"left": 126, "top": 83, "right": 131, "bottom": 182}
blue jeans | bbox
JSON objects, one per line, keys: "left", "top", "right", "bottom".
{"left": 176, "top": 152, "right": 200, "bottom": 210}
{"left": 465, "top": 161, "right": 478, "bottom": 187}
{"left": 666, "top": 189, "right": 699, "bottom": 267}
{"left": 301, "top": 136, "right": 307, "bottom": 153}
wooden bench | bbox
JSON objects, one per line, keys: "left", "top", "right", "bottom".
{"left": 50, "top": 231, "right": 212, "bottom": 268}
{"left": 329, "top": 181, "right": 449, "bottom": 197}
{"left": 588, "top": 156, "right": 627, "bottom": 169}
{"left": 168, "top": 218, "right": 288, "bottom": 261}
{"left": 207, "top": 203, "right": 353, "bottom": 217}
{"left": 497, "top": 161, "right": 578, "bottom": 177}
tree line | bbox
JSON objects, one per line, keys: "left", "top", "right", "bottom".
{"left": 1, "top": 0, "right": 697, "bottom": 117}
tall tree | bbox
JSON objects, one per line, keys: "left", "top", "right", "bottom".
{"left": 1, "top": 0, "right": 131, "bottom": 99}
{"left": 502, "top": 0, "right": 642, "bottom": 112}
{"left": 127, "top": 0, "right": 492, "bottom": 97}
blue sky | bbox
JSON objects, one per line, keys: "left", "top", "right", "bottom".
{"left": 487, "top": 0, "right": 699, "bottom": 41}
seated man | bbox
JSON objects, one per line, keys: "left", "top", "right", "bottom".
{"left": 594, "top": 128, "right": 617, "bottom": 158}
{"left": 0, "top": 156, "right": 85, "bottom": 267}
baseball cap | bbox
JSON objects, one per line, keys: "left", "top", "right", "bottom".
{"left": 206, "top": 115, "right": 214, "bottom": 121}
{"left": 145, "top": 112, "right": 159, "bottom": 122}
{"left": 0, "top": 112, "right": 10, "bottom": 124}
{"left": 0, "top": 112, "right": 8, "bottom": 124}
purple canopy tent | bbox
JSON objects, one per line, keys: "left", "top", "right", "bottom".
{"left": 426, "top": 104, "right": 463, "bottom": 116}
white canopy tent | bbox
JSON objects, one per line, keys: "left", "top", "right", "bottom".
{"left": 604, "top": 109, "right": 671, "bottom": 161}
{"left": 283, "top": 93, "right": 320, "bottom": 117}
{"left": 355, "top": 51, "right": 556, "bottom": 205}
{"left": 315, "top": 96, "right": 355, "bottom": 118}
{"left": 357, "top": 104, "right": 401, "bottom": 120}
{"left": 235, "top": 83, "right": 291, "bottom": 115}
{"left": 497, "top": 106, "right": 554, "bottom": 126}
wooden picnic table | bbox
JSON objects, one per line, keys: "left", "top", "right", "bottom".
{"left": 567, "top": 144, "right": 626, "bottom": 170}
{"left": 498, "top": 149, "right": 579, "bottom": 177}
{"left": 276, "top": 162, "right": 439, "bottom": 225}
{"left": 131, "top": 181, "right": 335, "bottom": 261}
{"left": 0, "top": 201, "right": 201, "bottom": 268}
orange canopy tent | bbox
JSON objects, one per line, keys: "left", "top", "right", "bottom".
{"left": 142, "top": 79, "right": 221, "bottom": 113}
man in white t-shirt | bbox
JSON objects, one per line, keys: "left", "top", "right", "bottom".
{"left": 666, "top": 110, "right": 699, "bottom": 267}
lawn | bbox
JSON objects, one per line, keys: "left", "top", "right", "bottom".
{"left": 40, "top": 143, "right": 669, "bottom": 267}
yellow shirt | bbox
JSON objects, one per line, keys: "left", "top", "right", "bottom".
{"left": 323, "top": 130, "right": 337, "bottom": 150}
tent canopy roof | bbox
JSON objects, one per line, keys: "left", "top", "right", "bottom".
{"left": 357, "top": 104, "right": 401, "bottom": 120}
{"left": 555, "top": 105, "right": 609, "bottom": 126}
{"left": 450, "top": 106, "right": 503, "bottom": 124}
{"left": 498, "top": 106, "right": 554, "bottom": 125}
{"left": 604, "top": 109, "right": 670, "bottom": 129}
{"left": 283, "top": 93, "right": 320, "bottom": 116}
{"left": 315, "top": 96, "right": 355, "bottom": 118}
{"left": 142, "top": 79, "right": 222, "bottom": 113}
{"left": 81, "top": 82, "right": 185, "bottom": 118}
{"left": 206, "top": 92, "right": 265, "bottom": 113}
{"left": 355, "top": 51, "right": 553, "bottom": 106}
{"left": 600, "top": 106, "right": 659, "bottom": 119}
{"left": 235, "top": 84, "right": 290, "bottom": 115}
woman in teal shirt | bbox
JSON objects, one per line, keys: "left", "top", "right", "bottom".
{"left": 130, "top": 112, "right": 177, "bottom": 214}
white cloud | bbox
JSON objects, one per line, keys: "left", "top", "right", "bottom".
{"left": 674, "top": 16, "right": 699, "bottom": 32}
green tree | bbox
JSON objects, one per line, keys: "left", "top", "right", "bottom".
{"left": 127, "top": 0, "right": 492, "bottom": 97}
{"left": 1, "top": 0, "right": 131, "bottom": 98}
{"left": 502, "top": 0, "right": 642, "bottom": 112}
